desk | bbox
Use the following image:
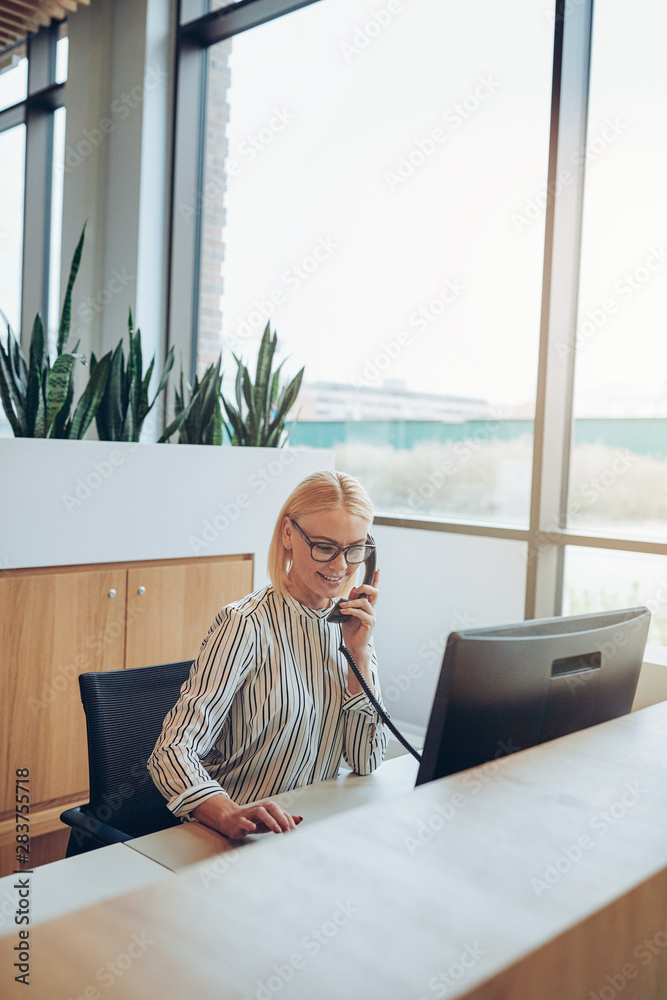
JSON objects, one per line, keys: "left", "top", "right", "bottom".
{"left": 2, "top": 703, "right": 667, "bottom": 999}
{"left": 126, "top": 753, "right": 419, "bottom": 872}
{"left": 0, "top": 842, "right": 172, "bottom": 938}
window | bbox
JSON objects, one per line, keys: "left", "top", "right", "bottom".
{"left": 0, "top": 124, "right": 26, "bottom": 335}
{"left": 0, "top": 43, "right": 27, "bottom": 111}
{"left": 0, "top": 22, "right": 67, "bottom": 374}
{"left": 567, "top": 0, "right": 667, "bottom": 542}
{"left": 194, "top": 0, "right": 553, "bottom": 525}
{"left": 162, "top": 0, "right": 667, "bottom": 656}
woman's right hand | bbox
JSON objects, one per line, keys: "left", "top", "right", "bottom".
{"left": 191, "top": 793, "right": 302, "bottom": 840}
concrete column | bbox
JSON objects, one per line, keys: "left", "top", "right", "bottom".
{"left": 61, "top": 0, "right": 175, "bottom": 436}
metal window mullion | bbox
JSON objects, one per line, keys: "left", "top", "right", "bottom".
{"left": 19, "top": 23, "right": 58, "bottom": 351}
{"left": 181, "top": 0, "right": 324, "bottom": 45}
{"left": 525, "top": 0, "right": 594, "bottom": 620}
{"left": 166, "top": 34, "right": 208, "bottom": 388}
{"left": 0, "top": 103, "right": 26, "bottom": 132}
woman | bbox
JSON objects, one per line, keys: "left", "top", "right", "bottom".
{"left": 148, "top": 470, "right": 387, "bottom": 840}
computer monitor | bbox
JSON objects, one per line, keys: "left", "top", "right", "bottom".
{"left": 415, "top": 606, "right": 651, "bottom": 786}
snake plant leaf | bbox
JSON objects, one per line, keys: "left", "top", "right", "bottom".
{"left": 96, "top": 341, "right": 125, "bottom": 441}
{"left": 222, "top": 396, "right": 244, "bottom": 446}
{"left": 238, "top": 364, "right": 258, "bottom": 444}
{"left": 158, "top": 371, "right": 191, "bottom": 442}
{"left": 57, "top": 224, "right": 86, "bottom": 356}
{"left": 140, "top": 354, "right": 155, "bottom": 424}
{"left": 68, "top": 351, "right": 112, "bottom": 439}
{"left": 32, "top": 382, "right": 45, "bottom": 437}
{"left": 267, "top": 367, "right": 304, "bottom": 439}
{"left": 144, "top": 345, "right": 175, "bottom": 425}
{"left": 231, "top": 360, "right": 253, "bottom": 444}
{"left": 45, "top": 354, "right": 78, "bottom": 437}
{"left": 253, "top": 322, "right": 277, "bottom": 419}
{"left": 158, "top": 405, "right": 189, "bottom": 443}
{"left": 0, "top": 337, "right": 23, "bottom": 435}
{"left": 265, "top": 420, "right": 282, "bottom": 447}
{"left": 0, "top": 319, "right": 27, "bottom": 434}
{"left": 28, "top": 314, "right": 45, "bottom": 380}
{"left": 159, "top": 356, "right": 223, "bottom": 444}
{"left": 11, "top": 337, "right": 27, "bottom": 393}
{"left": 154, "top": 345, "right": 175, "bottom": 398}
{"left": 124, "top": 311, "right": 139, "bottom": 441}
{"left": 197, "top": 357, "right": 223, "bottom": 443}
{"left": 233, "top": 354, "right": 244, "bottom": 414}
{"left": 52, "top": 339, "right": 81, "bottom": 439}
{"left": 220, "top": 324, "right": 304, "bottom": 447}
{"left": 174, "top": 369, "right": 185, "bottom": 415}
{"left": 266, "top": 360, "right": 285, "bottom": 428}
{"left": 0, "top": 309, "right": 27, "bottom": 403}
{"left": 26, "top": 315, "right": 45, "bottom": 437}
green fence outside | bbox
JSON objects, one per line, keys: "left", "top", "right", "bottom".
{"left": 287, "top": 418, "right": 667, "bottom": 457}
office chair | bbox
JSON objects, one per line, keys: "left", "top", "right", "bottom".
{"left": 60, "top": 659, "right": 193, "bottom": 857}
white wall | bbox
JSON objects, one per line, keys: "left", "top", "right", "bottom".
{"left": 371, "top": 524, "right": 527, "bottom": 731}
{"left": 62, "top": 0, "right": 175, "bottom": 426}
{"left": 0, "top": 440, "right": 332, "bottom": 586}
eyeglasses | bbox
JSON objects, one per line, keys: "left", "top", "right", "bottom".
{"left": 289, "top": 518, "right": 374, "bottom": 564}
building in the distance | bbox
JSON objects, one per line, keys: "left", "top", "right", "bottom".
{"left": 294, "top": 379, "right": 491, "bottom": 423}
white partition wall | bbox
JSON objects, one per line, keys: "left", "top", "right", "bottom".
{"left": 371, "top": 524, "right": 528, "bottom": 731}
{"left": 0, "top": 440, "right": 332, "bottom": 584}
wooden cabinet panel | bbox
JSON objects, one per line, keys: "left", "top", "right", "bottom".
{"left": 0, "top": 569, "right": 127, "bottom": 816}
{"left": 125, "top": 557, "right": 253, "bottom": 668}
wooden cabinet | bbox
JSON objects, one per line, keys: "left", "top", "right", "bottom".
{"left": 0, "top": 567, "right": 128, "bottom": 815}
{"left": 125, "top": 559, "right": 253, "bottom": 668}
{"left": 0, "top": 554, "right": 253, "bottom": 875}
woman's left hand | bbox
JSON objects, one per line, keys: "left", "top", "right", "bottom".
{"left": 338, "top": 569, "right": 379, "bottom": 668}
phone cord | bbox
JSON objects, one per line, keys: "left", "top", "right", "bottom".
{"left": 338, "top": 642, "right": 423, "bottom": 762}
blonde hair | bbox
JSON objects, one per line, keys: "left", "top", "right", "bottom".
{"left": 268, "top": 470, "right": 374, "bottom": 595}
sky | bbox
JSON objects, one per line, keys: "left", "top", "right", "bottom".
{"left": 217, "top": 0, "right": 553, "bottom": 409}
{"left": 1, "top": 2, "right": 666, "bottom": 413}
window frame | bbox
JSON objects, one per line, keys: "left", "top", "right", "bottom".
{"left": 0, "top": 22, "right": 64, "bottom": 348}
{"left": 169, "top": 0, "right": 667, "bottom": 623}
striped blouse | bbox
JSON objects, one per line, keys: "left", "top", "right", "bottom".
{"left": 148, "top": 586, "right": 388, "bottom": 817}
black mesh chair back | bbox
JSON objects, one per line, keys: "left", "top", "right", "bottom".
{"left": 61, "top": 660, "right": 193, "bottom": 855}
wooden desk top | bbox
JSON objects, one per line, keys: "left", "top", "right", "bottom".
{"left": 0, "top": 842, "right": 172, "bottom": 938}
{"left": 2, "top": 704, "right": 667, "bottom": 999}
{"left": 126, "top": 753, "right": 419, "bottom": 872}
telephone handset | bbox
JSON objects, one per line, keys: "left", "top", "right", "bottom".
{"left": 325, "top": 531, "right": 422, "bottom": 762}
{"left": 325, "top": 533, "right": 377, "bottom": 624}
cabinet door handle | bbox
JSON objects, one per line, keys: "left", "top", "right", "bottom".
{"left": 137, "top": 586, "right": 146, "bottom": 596}
{"left": 108, "top": 589, "right": 117, "bottom": 598}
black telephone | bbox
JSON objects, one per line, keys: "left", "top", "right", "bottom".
{"left": 324, "top": 533, "right": 422, "bottom": 762}
{"left": 325, "top": 533, "right": 377, "bottom": 624}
